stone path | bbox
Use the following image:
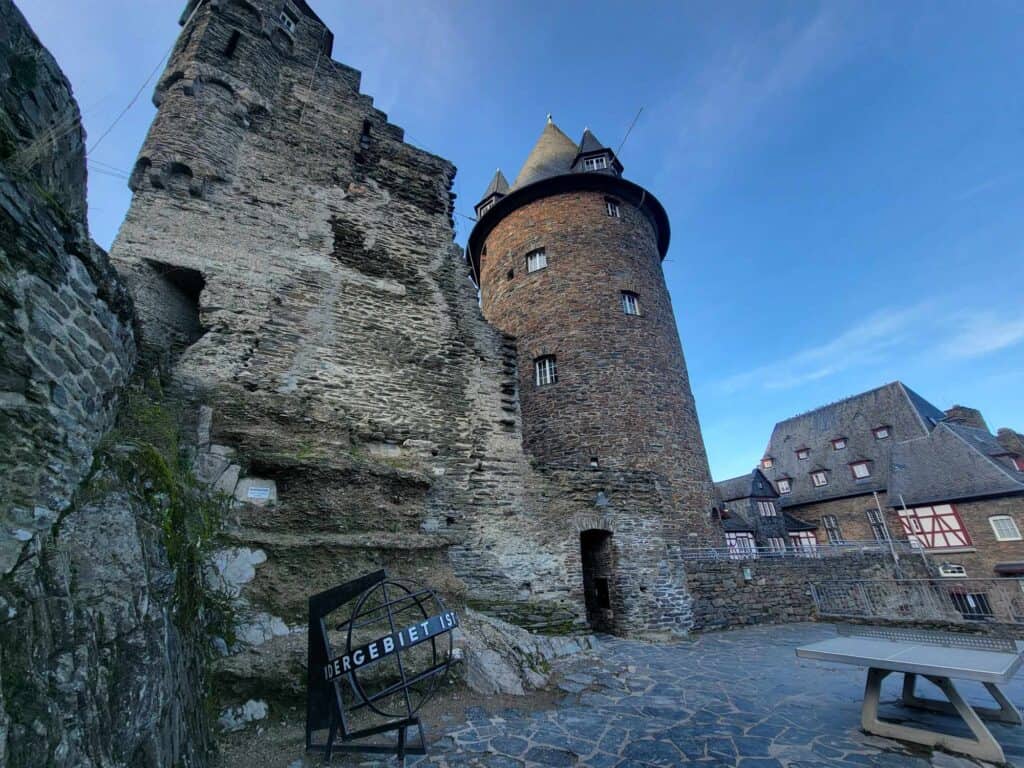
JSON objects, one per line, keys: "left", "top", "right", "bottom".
{"left": 404, "top": 623, "right": 1024, "bottom": 767}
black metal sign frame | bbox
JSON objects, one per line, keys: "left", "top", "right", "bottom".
{"left": 305, "top": 570, "right": 457, "bottom": 765}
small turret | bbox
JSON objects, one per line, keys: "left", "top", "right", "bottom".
{"left": 475, "top": 168, "right": 509, "bottom": 218}
{"left": 570, "top": 128, "right": 623, "bottom": 176}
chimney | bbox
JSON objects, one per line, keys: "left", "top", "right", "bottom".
{"left": 943, "top": 405, "right": 989, "bottom": 431}
{"left": 997, "top": 428, "right": 1024, "bottom": 455}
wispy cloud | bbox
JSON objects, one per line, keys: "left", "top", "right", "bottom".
{"left": 720, "top": 303, "right": 934, "bottom": 393}
{"left": 939, "top": 311, "right": 1024, "bottom": 360}
{"left": 649, "top": 3, "right": 858, "bottom": 184}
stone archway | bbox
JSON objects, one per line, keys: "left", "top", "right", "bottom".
{"left": 580, "top": 529, "right": 614, "bottom": 633}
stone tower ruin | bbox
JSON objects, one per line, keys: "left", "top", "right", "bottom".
{"left": 109, "top": 0, "right": 718, "bottom": 649}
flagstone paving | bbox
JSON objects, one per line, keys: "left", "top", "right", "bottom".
{"left": 409, "top": 623, "right": 1024, "bottom": 768}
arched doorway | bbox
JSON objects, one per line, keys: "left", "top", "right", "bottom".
{"left": 580, "top": 529, "right": 614, "bottom": 632}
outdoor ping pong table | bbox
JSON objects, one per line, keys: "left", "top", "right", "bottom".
{"left": 797, "top": 624, "right": 1024, "bottom": 763}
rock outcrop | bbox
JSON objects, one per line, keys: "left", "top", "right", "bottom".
{"left": 0, "top": 3, "right": 208, "bottom": 765}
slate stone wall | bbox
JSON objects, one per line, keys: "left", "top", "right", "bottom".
{"left": 685, "top": 553, "right": 925, "bottom": 631}
{"left": 0, "top": 2, "right": 208, "bottom": 765}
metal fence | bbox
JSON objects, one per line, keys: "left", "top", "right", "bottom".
{"left": 811, "top": 578, "right": 1024, "bottom": 626}
{"left": 678, "top": 539, "right": 920, "bottom": 562}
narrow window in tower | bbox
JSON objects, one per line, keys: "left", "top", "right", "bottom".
{"left": 526, "top": 249, "right": 547, "bottom": 273}
{"left": 534, "top": 356, "right": 557, "bottom": 386}
{"left": 605, "top": 198, "right": 620, "bottom": 217}
{"left": 360, "top": 120, "right": 372, "bottom": 150}
{"left": 224, "top": 30, "right": 241, "bottom": 58}
{"left": 279, "top": 7, "right": 299, "bottom": 34}
{"left": 584, "top": 156, "right": 608, "bottom": 171}
{"left": 621, "top": 291, "right": 640, "bottom": 316}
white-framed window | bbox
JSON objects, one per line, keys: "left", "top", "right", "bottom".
{"left": 725, "top": 532, "right": 757, "bottom": 560}
{"left": 938, "top": 563, "right": 967, "bottom": 578}
{"left": 811, "top": 470, "right": 828, "bottom": 487}
{"left": 621, "top": 291, "right": 640, "bottom": 316}
{"left": 605, "top": 198, "right": 620, "bottom": 217}
{"left": 757, "top": 500, "right": 777, "bottom": 517}
{"left": 789, "top": 531, "right": 818, "bottom": 556}
{"left": 777, "top": 478, "right": 791, "bottom": 494}
{"left": 832, "top": 437, "right": 847, "bottom": 451}
{"left": 874, "top": 426, "right": 890, "bottom": 440}
{"left": 1014, "top": 456, "right": 1024, "bottom": 472}
{"left": 990, "top": 515, "right": 1022, "bottom": 542}
{"left": 526, "top": 248, "right": 547, "bottom": 273}
{"left": 279, "top": 7, "right": 299, "bottom": 33}
{"left": 583, "top": 156, "right": 608, "bottom": 171}
{"left": 866, "top": 509, "right": 890, "bottom": 542}
{"left": 796, "top": 448, "right": 809, "bottom": 460}
{"left": 822, "top": 514, "right": 843, "bottom": 543}
{"left": 767, "top": 536, "right": 787, "bottom": 554}
{"left": 478, "top": 199, "right": 495, "bottom": 216}
{"left": 761, "top": 457, "right": 774, "bottom": 469}
{"left": 534, "top": 356, "right": 557, "bottom": 386}
{"left": 851, "top": 461, "right": 871, "bottom": 479}
{"left": 898, "top": 504, "right": 972, "bottom": 549}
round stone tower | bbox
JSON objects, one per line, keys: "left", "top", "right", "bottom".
{"left": 467, "top": 117, "right": 717, "bottom": 532}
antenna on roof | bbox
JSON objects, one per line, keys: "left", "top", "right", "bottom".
{"left": 615, "top": 107, "right": 644, "bottom": 157}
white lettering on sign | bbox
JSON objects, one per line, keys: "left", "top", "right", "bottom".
{"left": 247, "top": 486, "right": 271, "bottom": 500}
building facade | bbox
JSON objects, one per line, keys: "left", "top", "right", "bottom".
{"left": 753, "top": 382, "right": 1024, "bottom": 579}
{"left": 108, "top": 0, "right": 720, "bottom": 644}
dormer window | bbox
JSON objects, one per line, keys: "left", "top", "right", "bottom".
{"left": 873, "top": 426, "right": 890, "bottom": 440}
{"left": 583, "top": 156, "right": 608, "bottom": 172}
{"left": 777, "top": 478, "right": 791, "bottom": 494}
{"left": 1013, "top": 456, "right": 1024, "bottom": 472}
{"left": 534, "top": 355, "right": 557, "bottom": 386}
{"left": 761, "top": 457, "right": 774, "bottom": 470}
{"left": 811, "top": 470, "right": 829, "bottom": 487}
{"left": 850, "top": 461, "right": 871, "bottom": 479}
{"left": 796, "top": 448, "right": 809, "bottom": 461}
{"left": 526, "top": 249, "right": 547, "bottom": 273}
{"left": 832, "top": 438, "right": 847, "bottom": 451}
{"left": 279, "top": 6, "right": 299, "bottom": 34}
{"left": 605, "top": 198, "right": 620, "bottom": 217}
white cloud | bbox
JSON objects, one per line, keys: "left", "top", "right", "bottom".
{"left": 939, "top": 311, "right": 1024, "bottom": 360}
{"left": 720, "top": 303, "right": 935, "bottom": 393}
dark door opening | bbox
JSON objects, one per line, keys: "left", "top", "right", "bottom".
{"left": 580, "top": 529, "right": 614, "bottom": 633}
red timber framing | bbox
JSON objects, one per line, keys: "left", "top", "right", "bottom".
{"left": 898, "top": 504, "right": 973, "bottom": 550}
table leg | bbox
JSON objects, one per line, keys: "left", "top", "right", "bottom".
{"left": 902, "top": 672, "right": 1021, "bottom": 725}
{"left": 860, "top": 668, "right": 1006, "bottom": 763}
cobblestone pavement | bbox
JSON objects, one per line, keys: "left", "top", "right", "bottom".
{"left": 410, "top": 623, "right": 1024, "bottom": 768}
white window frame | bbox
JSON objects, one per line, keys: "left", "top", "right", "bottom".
{"left": 990, "top": 515, "right": 1022, "bottom": 542}
{"left": 811, "top": 471, "right": 828, "bottom": 487}
{"left": 874, "top": 426, "right": 890, "bottom": 440}
{"left": 822, "top": 514, "right": 843, "bottom": 544}
{"left": 605, "top": 199, "right": 620, "bottom": 217}
{"left": 938, "top": 563, "right": 968, "bottom": 578}
{"left": 851, "top": 461, "right": 871, "bottom": 479}
{"left": 832, "top": 438, "right": 847, "bottom": 451}
{"left": 534, "top": 356, "right": 557, "bottom": 387}
{"left": 583, "top": 156, "right": 608, "bottom": 171}
{"left": 478, "top": 199, "right": 495, "bottom": 216}
{"left": 757, "top": 500, "right": 777, "bottom": 517}
{"left": 777, "top": 478, "right": 791, "bottom": 495}
{"left": 761, "top": 457, "right": 774, "bottom": 469}
{"left": 526, "top": 249, "right": 547, "bottom": 273}
{"left": 866, "top": 508, "right": 890, "bottom": 542}
{"left": 725, "top": 532, "right": 757, "bottom": 560}
{"left": 796, "top": 448, "right": 809, "bottom": 460}
{"left": 767, "top": 536, "right": 787, "bottom": 554}
{"left": 789, "top": 531, "right": 818, "bottom": 557}
{"left": 621, "top": 291, "right": 640, "bottom": 316}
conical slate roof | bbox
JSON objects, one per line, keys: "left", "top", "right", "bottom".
{"left": 482, "top": 169, "right": 509, "bottom": 198}
{"left": 577, "top": 128, "right": 607, "bottom": 154}
{"left": 511, "top": 118, "right": 580, "bottom": 190}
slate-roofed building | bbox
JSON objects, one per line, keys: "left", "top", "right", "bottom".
{"left": 753, "top": 381, "right": 1024, "bottom": 578}
{"left": 714, "top": 469, "right": 817, "bottom": 555}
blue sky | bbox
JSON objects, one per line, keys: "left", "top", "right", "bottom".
{"left": 21, "top": 1, "right": 1024, "bottom": 481}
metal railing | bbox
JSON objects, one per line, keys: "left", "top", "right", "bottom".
{"left": 679, "top": 539, "right": 920, "bottom": 562}
{"left": 811, "top": 578, "right": 1024, "bottom": 626}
